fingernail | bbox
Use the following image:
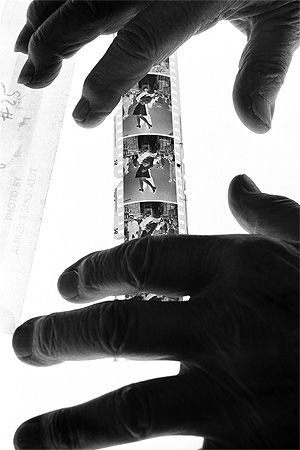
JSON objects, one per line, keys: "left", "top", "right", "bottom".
{"left": 72, "top": 97, "right": 90, "bottom": 122}
{"left": 58, "top": 270, "right": 79, "bottom": 300}
{"left": 241, "top": 174, "right": 260, "bottom": 193}
{"left": 14, "top": 417, "right": 44, "bottom": 449}
{"left": 251, "top": 94, "right": 274, "bottom": 130}
{"left": 17, "top": 59, "right": 35, "bottom": 85}
{"left": 12, "top": 317, "right": 41, "bottom": 359}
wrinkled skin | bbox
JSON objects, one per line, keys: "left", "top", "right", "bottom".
{"left": 15, "top": 0, "right": 300, "bottom": 131}
{"left": 13, "top": 174, "right": 299, "bottom": 449}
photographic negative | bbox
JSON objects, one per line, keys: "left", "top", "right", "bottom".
{"left": 131, "top": 292, "right": 180, "bottom": 302}
{"left": 149, "top": 58, "right": 170, "bottom": 76}
{"left": 114, "top": 53, "right": 187, "bottom": 283}
{"left": 122, "top": 74, "right": 173, "bottom": 136}
{"left": 123, "top": 135, "right": 176, "bottom": 204}
{"left": 124, "top": 202, "right": 179, "bottom": 242}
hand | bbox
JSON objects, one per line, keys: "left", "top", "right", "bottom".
{"left": 12, "top": 174, "right": 299, "bottom": 449}
{"left": 15, "top": 1, "right": 300, "bottom": 132}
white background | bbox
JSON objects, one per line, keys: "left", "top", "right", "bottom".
{"left": 1, "top": 4, "right": 300, "bottom": 450}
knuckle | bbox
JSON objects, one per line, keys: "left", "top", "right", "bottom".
{"left": 35, "top": 314, "right": 55, "bottom": 357}
{"left": 238, "top": 2, "right": 300, "bottom": 82}
{"left": 99, "top": 301, "right": 134, "bottom": 356}
{"left": 116, "top": 26, "right": 156, "bottom": 67}
{"left": 33, "top": 314, "right": 62, "bottom": 364}
{"left": 116, "top": 384, "right": 151, "bottom": 440}
{"left": 80, "top": 251, "right": 102, "bottom": 292}
{"left": 239, "top": 48, "right": 288, "bottom": 87}
{"left": 226, "top": 236, "right": 298, "bottom": 294}
{"left": 115, "top": 2, "right": 205, "bottom": 65}
{"left": 46, "top": 408, "right": 80, "bottom": 449}
{"left": 123, "top": 235, "right": 159, "bottom": 292}
{"left": 227, "top": 237, "right": 274, "bottom": 276}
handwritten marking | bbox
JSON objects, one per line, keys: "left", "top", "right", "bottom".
{"left": 0, "top": 82, "right": 24, "bottom": 121}
{"left": 0, "top": 105, "right": 13, "bottom": 121}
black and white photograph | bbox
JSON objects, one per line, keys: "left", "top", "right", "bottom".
{"left": 122, "top": 74, "right": 173, "bottom": 136}
{"left": 124, "top": 202, "right": 179, "bottom": 242}
{"left": 123, "top": 135, "right": 176, "bottom": 204}
{"left": 149, "top": 58, "right": 170, "bottom": 76}
{"left": 129, "top": 292, "right": 180, "bottom": 302}
{"left": 1, "top": 2, "right": 300, "bottom": 450}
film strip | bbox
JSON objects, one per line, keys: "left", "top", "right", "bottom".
{"left": 114, "top": 54, "right": 188, "bottom": 301}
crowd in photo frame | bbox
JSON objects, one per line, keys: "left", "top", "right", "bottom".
{"left": 124, "top": 204, "right": 179, "bottom": 242}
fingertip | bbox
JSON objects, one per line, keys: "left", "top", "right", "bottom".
{"left": 12, "top": 318, "right": 35, "bottom": 360}
{"left": 17, "top": 59, "right": 62, "bottom": 89}
{"left": 72, "top": 96, "right": 91, "bottom": 122}
{"left": 57, "top": 270, "right": 79, "bottom": 301}
{"left": 233, "top": 80, "right": 274, "bottom": 134}
{"left": 72, "top": 88, "right": 121, "bottom": 127}
{"left": 12, "top": 317, "right": 45, "bottom": 366}
{"left": 72, "top": 96, "right": 107, "bottom": 128}
{"left": 241, "top": 174, "right": 260, "bottom": 193}
{"left": 229, "top": 174, "right": 260, "bottom": 196}
{"left": 17, "top": 59, "right": 35, "bottom": 85}
{"left": 73, "top": 114, "right": 107, "bottom": 128}
{"left": 228, "top": 174, "right": 261, "bottom": 220}
{"left": 14, "top": 417, "right": 44, "bottom": 449}
{"left": 14, "top": 45, "right": 29, "bottom": 55}
{"left": 229, "top": 175, "right": 300, "bottom": 240}
{"left": 251, "top": 93, "right": 274, "bottom": 132}
{"left": 13, "top": 316, "right": 64, "bottom": 367}
{"left": 228, "top": 175, "right": 242, "bottom": 214}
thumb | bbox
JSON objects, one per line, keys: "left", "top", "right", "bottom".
{"left": 232, "top": 3, "right": 300, "bottom": 133}
{"left": 228, "top": 174, "right": 300, "bottom": 241}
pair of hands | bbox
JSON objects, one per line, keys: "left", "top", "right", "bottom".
{"left": 12, "top": 1, "right": 299, "bottom": 449}
{"left": 13, "top": 174, "right": 299, "bottom": 449}
{"left": 15, "top": 0, "right": 300, "bottom": 132}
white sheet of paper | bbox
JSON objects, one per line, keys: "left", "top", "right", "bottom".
{"left": 0, "top": 0, "right": 75, "bottom": 333}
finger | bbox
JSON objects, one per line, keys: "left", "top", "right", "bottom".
{"left": 12, "top": 299, "right": 196, "bottom": 366}
{"left": 232, "top": 2, "right": 300, "bottom": 133}
{"left": 228, "top": 174, "right": 300, "bottom": 241}
{"left": 56, "top": 235, "right": 232, "bottom": 303}
{"left": 17, "top": 1, "right": 151, "bottom": 87}
{"left": 71, "top": 1, "right": 225, "bottom": 127}
{"left": 15, "top": 1, "right": 66, "bottom": 54}
{"left": 14, "top": 374, "right": 214, "bottom": 449}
